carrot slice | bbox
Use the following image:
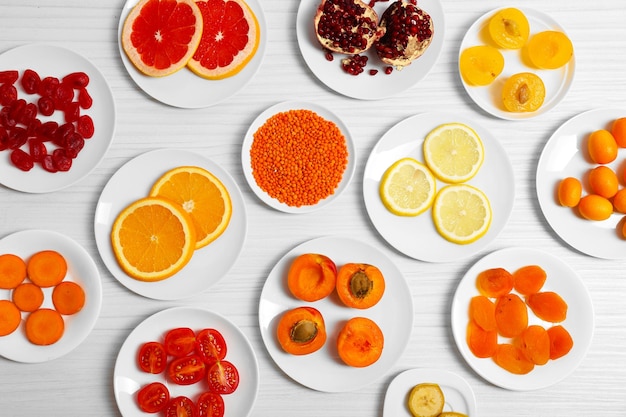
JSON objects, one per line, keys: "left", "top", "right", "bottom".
{"left": 469, "top": 295, "right": 497, "bottom": 331}
{"left": 12, "top": 282, "right": 44, "bottom": 312}
{"left": 513, "top": 265, "right": 547, "bottom": 295}
{"left": 476, "top": 268, "right": 513, "bottom": 298}
{"left": 27, "top": 250, "right": 67, "bottom": 288}
{"left": 526, "top": 291, "right": 568, "bottom": 323}
{"left": 547, "top": 325, "right": 574, "bottom": 360}
{"left": 466, "top": 320, "right": 497, "bottom": 358}
{"left": 52, "top": 281, "right": 86, "bottom": 315}
{"left": 25, "top": 308, "right": 65, "bottom": 345}
{"left": 0, "top": 300, "right": 21, "bottom": 336}
{"left": 336, "top": 317, "right": 384, "bottom": 367}
{"left": 0, "top": 253, "right": 27, "bottom": 289}
{"left": 494, "top": 293, "right": 528, "bottom": 338}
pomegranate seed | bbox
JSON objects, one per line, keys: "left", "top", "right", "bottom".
{"left": 385, "top": 66, "right": 394, "bottom": 74}
{"left": 369, "top": 69, "right": 378, "bottom": 75}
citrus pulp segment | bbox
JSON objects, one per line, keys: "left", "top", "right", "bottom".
{"left": 111, "top": 197, "right": 197, "bottom": 281}
{"left": 432, "top": 184, "right": 492, "bottom": 244}
{"left": 187, "top": 0, "right": 260, "bottom": 80}
{"left": 149, "top": 165, "right": 232, "bottom": 249}
{"left": 121, "top": 0, "right": 204, "bottom": 77}
{"left": 423, "top": 123, "right": 484, "bottom": 183}
{"left": 379, "top": 158, "right": 436, "bottom": 216}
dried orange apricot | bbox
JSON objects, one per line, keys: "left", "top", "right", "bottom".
{"left": 587, "top": 129, "right": 618, "bottom": 164}
{"left": 526, "top": 291, "right": 568, "bottom": 323}
{"left": 613, "top": 189, "right": 626, "bottom": 213}
{"left": 487, "top": 8, "right": 529, "bottom": 49}
{"left": 469, "top": 295, "right": 496, "bottom": 331}
{"left": 493, "top": 343, "right": 534, "bottom": 375}
{"left": 578, "top": 194, "right": 613, "bottom": 221}
{"left": 501, "top": 72, "right": 545, "bottom": 113}
{"left": 589, "top": 165, "right": 619, "bottom": 198}
{"left": 476, "top": 268, "right": 513, "bottom": 298}
{"left": 467, "top": 320, "right": 497, "bottom": 358}
{"left": 557, "top": 177, "right": 582, "bottom": 207}
{"left": 515, "top": 325, "right": 550, "bottom": 365}
{"left": 547, "top": 325, "right": 574, "bottom": 360}
{"left": 494, "top": 293, "right": 528, "bottom": 338}
{"left": 512, "top": 265, "right": 546, "bottom": 295}
{"left": 527, "top": 30, "right": 573, "bottom": 69}
{"left": 611, "top": 117, "right": 626, "bottom": 147}
{"left": 459, "top": 45, "right": 504, "bottom": 86}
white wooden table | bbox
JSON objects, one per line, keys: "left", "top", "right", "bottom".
{"left": 0, "top": 0, "right": 625, "bottom": 415}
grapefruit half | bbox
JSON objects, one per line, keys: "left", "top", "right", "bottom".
{"left": 187, "top": 0, "right": 260, "bottom": 80}
{"left": 121, "top": 0, "right": 204, "bottom": 77}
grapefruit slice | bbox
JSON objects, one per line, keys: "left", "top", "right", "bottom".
{"left": 121, "top": 0, "right": 203, "bottom": 77}
{"left": 188, "top": 0, "right": 260, "bottom": 80}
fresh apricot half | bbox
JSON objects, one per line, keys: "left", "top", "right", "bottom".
{"left": 276, "top": 306, "right": 326, "bottom": 355}
{"left": 336, "top": 263, "right": 385, "bottom": 309}
{"left": 501, "top": 72, "right": 545, "bottom": 113}
{"left": 488, "top": 8, "right": 530, "bottom": 49}
{"left": 527, "top": 30, "right": 573, "bottom": 69}
{"left": 287, "top": 253, "right": 337, "bottom": 302}
{"left": 459, "top": 45, "right": 504, "bottom": 86}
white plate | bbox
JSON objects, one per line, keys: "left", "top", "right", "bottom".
{"left": 241, "top": 101, "right": 356, "bottom": 213}
{"left": 118, "top": 0, "right": 266, "bottom": 108}
{"left": 459, "top": 7, "right": 575, "bottom": 120}
{"left": 451, "top": 247, "right": 594, "bottom": 391}
{"left": 0, "top": 43, "right": 116, "bottom": 193}
{"left": 258, "top": 236, "right": 413, "bottom": 392}
{"left": 537, "top": 108, "right": 626, "bottom": 258}
{"left": 363, "top": 112, "right": 515, "bottom": 262}
{"left": 382, "top": 368, "right": 477, "bottom": 417}
{"left": 94, "top": 149, "right": 247, "bottom": 300}
{"left": 0, "top": 229, "right": 102, "bottom": 363}
{"left": 296, "top": 0, "right": 444, "bottom": 100}
{"left": 113, "top": 307, "right": 259, "bottom": 417}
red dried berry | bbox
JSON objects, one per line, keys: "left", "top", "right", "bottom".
{"left": 52, "top": 148, "right": 72, "bottom": 171}
{"left": 0, "top": 70, "right": 19, "bottom": 85}
{"left": 28, "top": 138, "right": 48, "bottom": 162}
{"left": 64, "top": 102, "right": 80, "bottom": 123}
{"left": 77, "top": 114, "right": 94, "bottom": 139}
{"left": 37, "top": 96, "right": 55, "bottom": 116}
{"left": 10, "top": 148, "right": 34, "bottom": 171}
{"left": 62, "top": 72, "right": 89, "bottom": 89}
{"left": 41, "top": 154, "right": 58, "bottom": 173}
{"left": 21, "top": 69, "right": 41, "bottom": 94}
{"left": 38, "top": 76, "right": 59, "bottom": 98}
{"left": 64, "top": 132, "right": 85, "bottom": 158}
{"left": 0, "top": 83, "right": 18, "bottom": 106}
{"left": 78, "top": 88, "right": 93, "bottom": 109}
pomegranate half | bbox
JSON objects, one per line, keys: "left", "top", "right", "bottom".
{"left": 375, "top": 0, "right": 434, "bottom": 69}
{"left": 314, "top": 0, "right": 385, "bottom": 55}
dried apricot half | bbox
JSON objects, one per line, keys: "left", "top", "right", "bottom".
{"left": 488, "top": 8, "right": 530, "bottom": 49}
{"left": 501, "top": 72, "right": 545, "bottom": 113}
{"left": 459, "top": 45, "right": 504, "bottom": 86}
{"left": 527, "top": 30, "right": 573, "bottom": 69}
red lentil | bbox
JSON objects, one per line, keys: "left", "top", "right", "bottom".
{"left": 250, "top": 109, "right": 348, "bottom": 207}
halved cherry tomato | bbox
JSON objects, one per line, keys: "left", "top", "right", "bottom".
{"left": 164, "top": 327, "right": 196, "bottom": 357}
{"left": 137, "top": 341, "right": 167, "bottom": 374}
{"left": 137, "top": 382, "right": 170, "bottom": 414}
{"left": 168, "top": 354, "right": 206, "bottom": 386}
{"left": 196, "top": 392, "right": 224, "bottom": 417}
{"left": 207, "top": 360, "right": 239, "bottom": 395}
{"left": 195, "top": 328, "right": 227, "bottom": 364}
{"left": 165, "top": 396, "right": 196, "bottom": 417}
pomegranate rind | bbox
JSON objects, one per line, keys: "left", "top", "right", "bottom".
{"left": 375, "top": 1, "right": 434, "bottom": 69}
{"left": 121, "top": 0, "right": 204, "bottom": 77}
{"left": 313, "top": 0, "right": 385, "bottom": 55}
{"left": 187, "top": 0, "right": 261, "bottom": 80}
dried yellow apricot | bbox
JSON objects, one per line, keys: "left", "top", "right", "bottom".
{"left": 557, "top": 177, "right": 582, "bottom": 207}
{"left": 527, "top": 30, "right": 573, "bottom": 69}
{"left": 501, "top": 72, "right": 545, "bottom": 112}
{"left": 487, "top": 8, "right": 530, "bottom": 49}
{"left": 459, "top": 45, "right": 504, "bottom": 86}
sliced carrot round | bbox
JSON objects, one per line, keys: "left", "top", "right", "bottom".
{"left": 25, "top": 308, "right": 65, "bottom": 345}
{"left": 52, "top": 281, "right": 86, "bottom": 315}
{"left": 0, "top": 300, "right": 21, "bottom": 336}
{"left": 27, "top": 250, "right": 67, "bottom": 288}
{"left": 0, "top": 253, "right": 27, "bottom": 289}
{"left": 12, "top": 282, "right": 44, "bottom": 312}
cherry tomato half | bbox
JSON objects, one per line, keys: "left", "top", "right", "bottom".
{"left": 165, "top": 396, "right": 196, "bottom": 417}
{"left": 195, "top": 329, "right": 227, "bottom": 364}
{"left": 137, "top": 341, "right": 167, "bottom": 374}
{"left": 164, "top": 327, "right": 196, "bottom": 357}
{"left": 197, "top": 392, "right": 224, "bottom": 417}
{"left": 168, "top": 354, "right": 206, "bottom": 386}
{"left": 207, "top": 360, "right": 239, "bottom": 395}
{"left": 137, "top": 382, "right": 170, "bottom": 414}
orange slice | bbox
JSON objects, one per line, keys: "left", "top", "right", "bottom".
{"left": 187, "top": 0, "right": 260, "bottom": 80}
{"left": 150, "top": 166, "right": 232, "bottom": 249}
{"left": 121, "top": 0, "right": 203, "bottom": 77}
{"left": 111, "top": 197, "right": 197, "bottom": 281}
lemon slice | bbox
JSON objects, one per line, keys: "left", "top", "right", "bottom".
{"left": 379, "top": 158, "right": 436, "bottom": 216}
{"left": 432, "top": 184, "right": 492, "bottom": 244}
{"left": 407, "top": 383, "right": 445, "bottom": 417}
{"left": 423, "top": 123, "right": 484, "bottom": 183}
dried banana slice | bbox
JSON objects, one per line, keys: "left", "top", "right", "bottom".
{"left": 407, "top": 383, "right": 445, "bottom": 417}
